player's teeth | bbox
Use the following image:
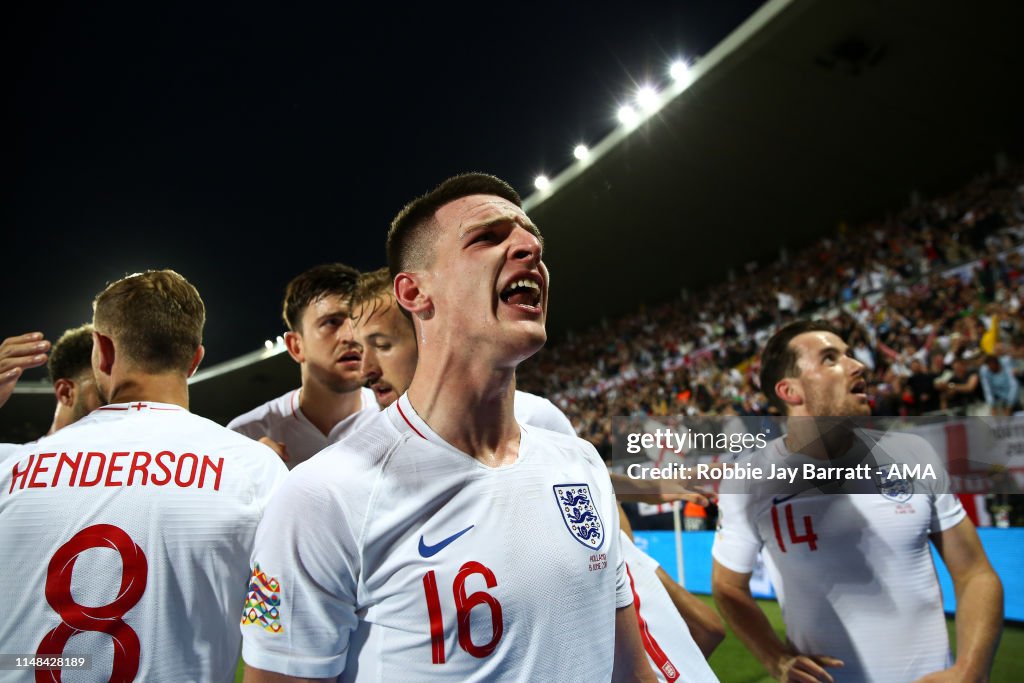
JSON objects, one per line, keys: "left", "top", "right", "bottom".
{"left": 510, "top": 280, "right": 539, "bottom": 290}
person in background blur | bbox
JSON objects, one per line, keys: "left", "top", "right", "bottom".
{"left": 979, "top": 354, "right": 1020, "bottom": 416}
{"left": 936, "top": 357, "right": 981, "bottom": 415}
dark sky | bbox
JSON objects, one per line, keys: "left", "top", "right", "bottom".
{"left": 5, "top": 1, "right": 763, "bottom": 372}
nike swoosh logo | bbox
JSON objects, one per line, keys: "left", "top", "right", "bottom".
{"left": 772, "top": 493, "right": 798, "bottom": 505}
{"left": 418, "top": 525, "right": 475, "bottom": 558}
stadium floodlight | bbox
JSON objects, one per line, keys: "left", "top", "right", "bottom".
{"left": 617, "top": 105, "right": 639, "bottom": 126}
{"left": 534, "top": 175, "right": 551, "bottom": 191}
{"left": 636, "top": 85, "right": 659, "bottom": 111}
{"left": 670, "top": 60, "right": 690, "bottom": 83}
{"left": 276, "top": 335, "right": 284, "bottom": 345}
{"left": 264, "top": 340, "right": 274, "bottom": 350}
{"left": 573, "top": 144, "right": 590, "bottom": 161}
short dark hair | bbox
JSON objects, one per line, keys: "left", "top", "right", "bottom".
{"left": 759, "top": 319, "right": 840, "bottom": 413}
{"left": 282, "top": 263, "right": 360, "bottom": 331}
{"left": 48, "top": 324, "right": 95, "bottom": 384}
{"left": 93, "top": 270, "right": 205, "bottom": 374}
{"left": 349, "top": 267, "right": 395, "bottom": 323}
{"left": 386, "top": 173, "right": 522, "bottom": 276}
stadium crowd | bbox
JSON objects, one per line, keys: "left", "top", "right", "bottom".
{"left": 520, "top": 163, "right": 1024, "bottom": 460}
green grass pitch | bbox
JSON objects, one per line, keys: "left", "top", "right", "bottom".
{"left": 702, "top": 597, "right": 1021, "bottom": 683}
{"left": 235, "top": 597, "right": 1023, "bottom": 682}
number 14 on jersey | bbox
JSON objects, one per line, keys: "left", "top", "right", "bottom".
{"left": 771, "top": 503, "right": 818, "bottom": 552}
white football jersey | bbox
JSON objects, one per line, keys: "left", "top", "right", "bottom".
{"left": 0, "top": 402, "right": 288, "bottom": 683}
{"left": 622, "top": 533, "right": 719, "bottom": 683}
{"left": 713, "top": 432, "right": 964, "bottom": 682}
{"left": 0, "top": 442, "right": 21, "bottom": 460}
{"left": 242, "top": 394, "right": 631, "bottom": 681}
{"left": 512, "top": 390, "right": 575, "bottom": 435}
{"left": 227, "top": 387, "right": 378, "bottom": 468}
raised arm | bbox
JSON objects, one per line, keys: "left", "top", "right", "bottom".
{"left": 712, "top": 559, "right": 842, "bottom": 682}
{"left": 0, "top": 332, "right": 50, "bottom": 409}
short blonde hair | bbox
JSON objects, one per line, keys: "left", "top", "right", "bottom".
{"left": 350, "top": 267, "right": 395, "bottom": 322}
{"left": 93, "top": 270, "right": 205, "bottom": 373}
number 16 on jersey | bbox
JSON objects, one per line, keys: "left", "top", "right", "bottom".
{"left": 422, "top": 561, "right": 504, "bottom": 664}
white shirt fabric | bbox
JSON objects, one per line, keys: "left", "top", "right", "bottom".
{"left": 622, "top": 532, "right": 719, "bottom": 683}
{"left": 0, "top": 401, "right": 288, "bottom": 682}
{"left": 512, "top": 390, "right": 575, "bottom": 435}
{"left": 0, "top": 442, "right": 22, "bottom": 460}
{"left": 242, "top": 393, "right": 631, "bottom": 681}
{"left": 227, "top": 386, "right": 378, "bottom": 468}
{"left": 712, "top": 432, "right": 965, "bottom": 682}
{"left": 516, "top": 391, "right": 718, "bottom": 682}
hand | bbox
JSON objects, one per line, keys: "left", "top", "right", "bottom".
{"left": 913, "top": 665, "right": 985, "bottom": 683}
{"left": 611, "top": 472, "right": 715, "bottom": 506}
{"left": 0, "top": 332, "right": 50, "bottom": 409}
{"left": 258, "top": 436, "right": 290, "bottom": 464}
{"left": 776, "top": 653, "right": 843, "bottom": 682}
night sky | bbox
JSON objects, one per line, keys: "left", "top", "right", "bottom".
{"left": 5, "top": 1, "right": 763, "bottom": 373}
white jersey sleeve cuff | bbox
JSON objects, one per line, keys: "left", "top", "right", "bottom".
{"left": 241, "top": 643, "right": 344, "bottom": 680}
{"left": 933, "top": 493, "right": 968, "bottom": 533}
{"left": 711, "top": 533, "right": 761, "bottom": 574}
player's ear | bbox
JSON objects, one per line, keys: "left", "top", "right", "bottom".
{"left": 283, "top": 331, "right": 304, "bottom": 363}
{"left": 187, "top": 345, "right": 205, "bottom": 377}
{"left": 394, "top": 272, "right": 433, "bottom": 320}
{"left": 775, "top": 377, "right": 804, "bottom": 408}
{"left": 92, "top": 330, "right": 115, "bottom": 377}
{"left": 53, "top": 378, "right": 75, "bottom": 408}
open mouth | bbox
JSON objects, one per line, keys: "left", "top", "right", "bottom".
{"left": 851, "top": 379, "right": 867, "bottom": 394}
{"left": 499, "top": 277, "right": 542, "bottom": 309}
{"left": 339, "top": 350, "right": 362, "bottom": 363}
{"left": 371, "top": 382, "right": 396, "bottom": 399}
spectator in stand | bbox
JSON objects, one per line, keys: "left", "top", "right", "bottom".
{"left": 937, "top": 358, "right": 982, "bottom": 415}
{"left": 906, "top": 357, "right": 940, "bottom": 414}
{"left": 517, "top": 162, "right": 1024, "bottom": 435}
{"left": 979, "top": 354, "right": 1020, "bottom": 416}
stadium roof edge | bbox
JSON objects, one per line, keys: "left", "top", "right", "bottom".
{"left": 522, "top": 0, "right": 797, "bottom": 213}
{"left": 187, "top": 345, "right": 288, "bottom": 385}
{"left": 11, "top": 344, "right": 290, "bottom": 397}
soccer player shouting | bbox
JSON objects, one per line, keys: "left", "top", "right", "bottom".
{"left": 349, "top": 266, "right": 722, "bottom": 682}
{"left": 242, "top": 174, "right": 654, "bottom": 682}
{"left": 351, "top": 266, "right": 575, "bottom": 431}
{"left": 712, "top": 320, "right": 1002, "bottom": 682}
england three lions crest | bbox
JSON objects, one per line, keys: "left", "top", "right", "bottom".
{"left": 873, "top": 465, "right": 913, "bottom": 503}
{"left": 553, "top": 484, "right": 605, "bottom": 550}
